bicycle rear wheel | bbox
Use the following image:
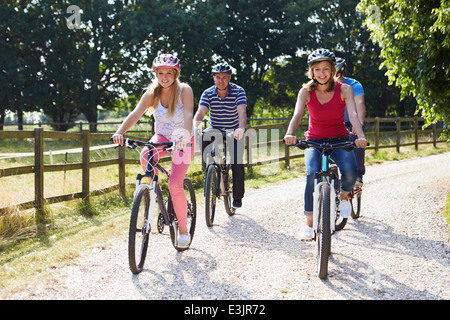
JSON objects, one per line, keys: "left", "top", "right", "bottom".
{"left": 128, "top": 186, "right": 151, "bottom": 274}
{"left": 205, "top": 165, "right": 217, "bottom": 227}
{"left": 223, "top": 164, "right": 235, "bottom": 216}
{"left": 334, "top": 208, "right": 348, "bottom": 231}
{"left": 182, "top": 177, "right": 197, "bottom": 250}
{"left": 350, "top": 187, "right": 362, "bottom": 219}
{"left": 168, "top": 178, "right": 197, "bottom": 252}
{"left": 330, "top": 164, "right": 347, "bottom": 231}
{"left": 317, "top": 184, "right": 331, "bottom": 279}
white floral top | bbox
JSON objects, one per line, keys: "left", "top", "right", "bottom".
{"left": 153, "top": 87, "right": 194, "bottom": 141}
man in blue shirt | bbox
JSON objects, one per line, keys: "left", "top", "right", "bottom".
{"left": 194, "top": 63, "right": 247, "bottom": 207}
{"left": 335, "top": 57, "right": 366, "bottom": 186}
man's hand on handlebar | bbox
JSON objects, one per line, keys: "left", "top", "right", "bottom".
{"left": 355, "top": 137, "right": 368, "bottom": 148}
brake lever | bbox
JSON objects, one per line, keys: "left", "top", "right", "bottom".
{"left": 124, "top": 138, "right": 137, "bottom": 149}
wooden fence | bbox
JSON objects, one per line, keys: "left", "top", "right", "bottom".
{"left": 0, "top": 129, "right": 126, "bottom": 220}
{"left": 0, "top": 117, "right": 446, "bottom": 221}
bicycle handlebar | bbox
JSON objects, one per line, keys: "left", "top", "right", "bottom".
{"left": 110, "top": 138, "right": 191, "bottom": 151}
{"left": 284, "top": 139, "right": 369, "bottom": 151}
{"left": 201, "top": 130, "right": 235, "bottom": 140}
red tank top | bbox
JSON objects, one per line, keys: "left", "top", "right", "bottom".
{"left": 305, "top": 82, "right": 349, "bottom": 139}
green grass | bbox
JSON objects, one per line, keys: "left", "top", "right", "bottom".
{"left": 0, "top": 137, "right": 449, "bottom": 298}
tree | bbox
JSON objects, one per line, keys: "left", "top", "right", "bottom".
{"left": 358, "top": 0, "right": 450, "bottom": 136}
{"left": 255, "top": 0, "right": 417, "bottom": 119}
{"left": 37, "top": 0, "right": 158, "bottom": 131}
{"left": 201, "top": 0, "right": 316, "bottom": 117}
{"left": 0, "top": 1, "right": 48, "bottom": 129}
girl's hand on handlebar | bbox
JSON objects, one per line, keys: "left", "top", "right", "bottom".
{"left": 112, "top": 133, "right": 124, "bottom": 146}
{"left": 283, "top": 134, "right": 297, "bottom": 145}
{"left": 176, "top": 138, "right": 191, "bottom": 151}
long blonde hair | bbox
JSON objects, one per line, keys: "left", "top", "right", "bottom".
{"left": 302, "top": 61, "right": 336, "bottom": 93}
{"left": 145, "top": 69, "right": 183, "bottom": 118}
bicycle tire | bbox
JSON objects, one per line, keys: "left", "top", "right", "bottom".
{"left": 334, "top": 207, "right": 348, "bottom": 231}
{"left": 350, "top": 188, "right": 362, "bottom": 219}
{"left": 179, "top": 177, "right": 197, "bottom": 251}
{"left": 330, "top": 164, "right": 347, "bottom": 231}
{"left": 205, "top": 165, "right": 217, "bottom": 227}
{"left": 317, "top": 184, "right": 331, "bottom": 279}
{"left": 168, "top": 178, "right": 197, "bottom": 251}
{"left": 334, "top": 214, "right": 348, "bottom": 231}
{"left": 128, "top": 186, "right": 151, "bottom": 274}
{"left": 223, "top": 164, "right": 235, "bottom": 216}
{"left": 168, "top": 196, "right": 177, "bottom": 248}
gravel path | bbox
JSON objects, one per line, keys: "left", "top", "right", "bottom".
{"left": 10, "top": 152, "right": 450, "bottom": 300}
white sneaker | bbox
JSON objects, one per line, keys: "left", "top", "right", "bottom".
{"left": 340, "top": 199, "right": 351, "bottom": 218}
{"left": 300, "top": 226, "right": 313, "bottom": 241}
{"left": 177, "top": 234, "right": 191, "bottom": 248}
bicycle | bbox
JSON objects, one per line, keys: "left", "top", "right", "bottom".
{"left": 115, "top": 138, "right": 197, "bottom": 274}
{"left": 330, "top": 158, "right": 364, "bottom": 231}
{"left": 203, "top": 131, "right": 236, "bottom": 227}
{"left": 288, "top": 139, "right": 367, "bottom": 279}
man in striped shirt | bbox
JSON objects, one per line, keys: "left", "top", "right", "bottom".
{"left": 194, "top": 63, "right": 247, "bottom": 208}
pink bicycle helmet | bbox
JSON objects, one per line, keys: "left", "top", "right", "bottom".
{"left": 152, "top": 54, "right": 180, "bottom": 71}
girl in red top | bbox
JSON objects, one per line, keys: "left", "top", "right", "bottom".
{"left": 284, "top": 48, "right": 367, "bottom": 240}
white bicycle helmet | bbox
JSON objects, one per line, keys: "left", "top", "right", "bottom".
{"left": 335, "top": 57, "right": 346, "bottom": 73}
{"left": 307, "top": 48, "right": 336, "bottom": 66}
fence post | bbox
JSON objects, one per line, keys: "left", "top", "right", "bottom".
{"left": 34, "top": 127, "right": 46, "bottom": 233}
{"left": 414, "top": 117, "right": 419, "bottom": 150}
{"left": 283, "top": 120, "right": 289, "bottom": 168}
{"left": 82, "top": 129, "right": 90, "bottom": 203}
{"left": 245, "top": 134, "right": 252, "bottom": 173}
{"left": 374, "top": 117, "right": 380, "bottom": 153}
{"left": 396, "top": 117, "right": 401, "bottom": 153}
{"left": 432, "top": 122, "right": 437, "bottom": 147}
{"left": 118, "top": 145, "right": 126, "bottom": 200}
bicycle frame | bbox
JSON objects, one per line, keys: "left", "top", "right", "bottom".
{"left": 131, "top": 141, "right": 177, "bottom": 244}
{"left": 204, "top": 133, "right": 232, "bottom": 197}
{"left": 290, "top": 139, "right": 358, "bottom": 237}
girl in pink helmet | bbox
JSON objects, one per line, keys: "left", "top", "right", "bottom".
{"left": 112, "top": 54, "right": 195, "bottom": 248}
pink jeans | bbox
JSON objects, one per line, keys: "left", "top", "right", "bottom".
{"left": 140, "top": 134, "right": 195, "bottom": 228}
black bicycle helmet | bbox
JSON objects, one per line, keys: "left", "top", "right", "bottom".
{"left": 307, "top": 48, "right": 336, "bottom": 66}
{"left": 335, "top": 57, "right": 346, "bottom": 73}
{"left": 212, "top": 63, "right": 232, "bottom": 74}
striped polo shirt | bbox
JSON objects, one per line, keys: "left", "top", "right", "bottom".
{"left": 199, "top": 82, "right": 247, "bottom": 132}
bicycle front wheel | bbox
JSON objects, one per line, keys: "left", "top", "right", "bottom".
{"left": 317, "top": 184, "right": 331, "bottom": 279}
{"left": 128, "top": 186, "right": 151, "bottom": 274}
{"left": 205, "top": 165, "right": 217, "bottom": 227}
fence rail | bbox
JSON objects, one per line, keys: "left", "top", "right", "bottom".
{"left": 0, "top": 117, "right": 446, "bottom": 220}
